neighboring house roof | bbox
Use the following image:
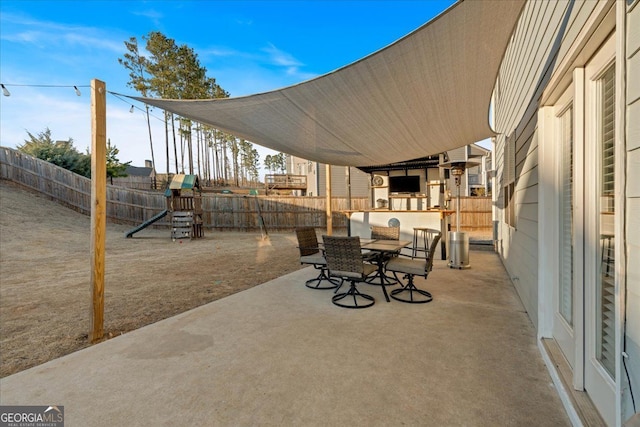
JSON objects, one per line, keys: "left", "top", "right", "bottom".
{"left": 469, "top": 143, "right": 490, "bottom": 157}
{"left": 134, "top": 0, "right": 525, "bottom": 167}
{"left": 125, "top": 165, "right": 154, "bottom": 177}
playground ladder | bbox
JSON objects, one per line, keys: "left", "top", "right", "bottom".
{"left": 171, "top": 211, "right": 194, "bottom": 240}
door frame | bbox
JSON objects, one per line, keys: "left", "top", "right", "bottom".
{"left": 549, "top": 80, "right": 585, "bottom": 388}
{"left": 583, "top": 33, "right": 617, "bottom": 427}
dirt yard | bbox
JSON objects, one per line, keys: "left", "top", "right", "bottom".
{"left": 0, "top": 180, "right": 304, "bottom": 377}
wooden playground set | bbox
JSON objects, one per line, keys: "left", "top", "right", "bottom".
{"left": 125, "top": 174, "right": 204, "bottom": 240}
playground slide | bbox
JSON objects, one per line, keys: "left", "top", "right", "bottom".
{"left": 125, "top": 209, "right": 169, "bottom": 238}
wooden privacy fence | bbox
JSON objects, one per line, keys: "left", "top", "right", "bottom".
{"left": 448, "top": 196, "right": 492, "bottom": 231}
{"left": 1, "top": 147, "right": 94, "bottom": 214}
{"left": 110, "top": 175, "right": 160, "bottom": 190}
{"left": 1, "top": 148, "right": 492, "bottom": 232}
{"left": 202, "top": 196, "right": 368, "bottom": 230}
{"left": 0, "top": 147, "right": 368, "bottom": 231}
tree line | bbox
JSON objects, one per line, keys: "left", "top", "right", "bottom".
{"left": 119, "top": 31, "right": 287, "bottom": 188}
{"left": 18, "top": 128, "right": 129, "bottom": 183}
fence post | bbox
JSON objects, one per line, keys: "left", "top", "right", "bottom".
{"left": 90, "top": 79, "right": 106, "bottom": 343}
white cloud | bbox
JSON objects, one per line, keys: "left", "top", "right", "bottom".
{"left": 0, "top": 10, "right": 299, "bottom": 178}
{"left": 0, "top": 88, "right": 90, "bottom": 149}
{"left": 263, "top": 43, "right": 303, "bottom": 68}
{"left": 1, "top": 12, "right": 123, "bottom": 53}
{"left": 130, "top": 8, "right": 164, "bottom": 23}
{"left": 260, "top": 43, "right": 318, "bottom": 83}
{"left": 199, "top": 46, "right": 243, "bottom": 58}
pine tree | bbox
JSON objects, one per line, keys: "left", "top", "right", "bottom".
{"left": 105, "top": 139, "right": 131, "bottom": 184}
{"left": 18, "top": 128, "right": 90, "bottom": 177}
{"left": 118, "top": 37, "right": 157, "bottom": 177}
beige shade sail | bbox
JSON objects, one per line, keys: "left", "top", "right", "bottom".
{"left": 134, "top": 0, "right": 525, "bottom": 167}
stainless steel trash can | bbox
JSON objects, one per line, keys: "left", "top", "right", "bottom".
{"left": 448, "top": 231, "right": 470, "bottom": 269}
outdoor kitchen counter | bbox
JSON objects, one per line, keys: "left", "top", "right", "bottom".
{"left": 345, "top": 210, "right": 454, "bottom": 260}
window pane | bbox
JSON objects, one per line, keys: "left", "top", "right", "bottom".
{"left": 596, "top": 65, "right": 615, "bottom": 378}
{"left": 559, "top": 106, "right": 573, "bottom": 325}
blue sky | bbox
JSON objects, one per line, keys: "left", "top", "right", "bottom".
{"left": 1, "top": 0, "right": 458, "bottom": 174}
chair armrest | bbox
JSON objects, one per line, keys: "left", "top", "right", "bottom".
{"left": 297, "top": 245, "right": 321, "bottom": 251}
{"left": 396, "top": 252, "right": 429, "bottom": 261}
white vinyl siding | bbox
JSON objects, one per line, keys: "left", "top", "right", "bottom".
{"left": 318, "top": 165, "right": 370, "bottom": 198}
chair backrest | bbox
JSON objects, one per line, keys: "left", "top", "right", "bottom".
{"left": 295, "top": 227, "right": 320, "bottom": 256}
{"left": 425, "top": 233, "right": 442, "bottom": 273}
{"left": 371, "top": 225, "right": 400, "bottom": 240}
{"left": 322, "top": 236, "right": 364, "bottom": 278}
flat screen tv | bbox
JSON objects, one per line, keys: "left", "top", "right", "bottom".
{"left": 389, "top": 175, "right": 421, "bottom": 194}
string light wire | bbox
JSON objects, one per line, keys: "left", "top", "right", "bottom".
{"left": 108, "top": 91, "right": 166, "bottom": 123}
{"left": 0, "top": 83, "right": 167, "bottom": 123}
{"left": 0, "top": 83, "right": 91, "bottom": 97}
{"left": 0, "top": 83, "right": 177, "bottom": 128}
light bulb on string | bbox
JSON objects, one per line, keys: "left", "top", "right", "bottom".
{"left": 129, "top": 105, "right": 135, "bottom": 113}
{"left": 73, "top": 86, "right": 81, "bottom": 96}
{"left": 1, "top": 84, "right": 10, "bottom": 97}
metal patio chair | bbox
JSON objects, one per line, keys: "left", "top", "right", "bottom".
{"left": 295, "top": 227, "right": 341, "bottom": 290}
{"left": 323, "top": 235, "right": 377, "bottom": 309}
{"left": 385, "top": 232, "right": 441, "bottom": 304}
{"left": 370, "top": 225, "right": 400, "bottom": 240}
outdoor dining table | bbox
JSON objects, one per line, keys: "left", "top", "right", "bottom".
{"left": 360, "top": 238, "right": 412, "bottom": 302}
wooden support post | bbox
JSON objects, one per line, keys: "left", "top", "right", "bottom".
{"left": 345, "top": 166, "right": 352, "bottom": 211}
{"left": 325, "top": 164, "right": 332, "bottom": 235}
{"left": 345, "top": 166, "right": 351, "bottom": 236}
{"left": 90, "top": 79, "right": 106, "bottom": 343}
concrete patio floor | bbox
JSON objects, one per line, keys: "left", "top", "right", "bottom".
{"left": 0, "top": 248, "right": 570, "bottom": 426}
